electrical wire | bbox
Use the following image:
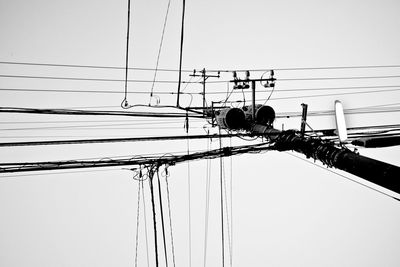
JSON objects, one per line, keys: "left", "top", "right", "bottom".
{"left": 0, "top": 167, "right": 120, "bottom": 179}
{"left": 2, "top": 61, "right": 400, "bottom": 72}
{"left": 0, "top": 61, "right": 194, "bottom": 72}
{"left": 0, "top": 74, "right": 200, "bottom": 84}
{"left": 176, "top": 0, "right": 186, "bottom": 107}
{"left": 285, "top": 152, "right": 400, "bottom": 201}
{"left": 164, "top": 170, "right": 176, "bottom": 267}
{"left": 268, "top": 88, "right": 400, "bottom": 101}
{"left": 134, "top": 175, "right": 141, "bottom": 267}
{"left": 148, "top": 168, "right": 159, "bottom": 267}
{"left": 0, "top": 87, "right": 193, "bottom": 94}
{"left": 0, "top": 141, "right": 275, "bottom": 172}
{"left": 0, "top": 133, "right": 252, "bottom": 147}
{"left": 203, "top": 135, "right": 211, "bottom": 267}
{"left": 229, "top": 136, "right": 233, "bottom": 266}
{"left": 186, "top": 126, "right": 192, "bottom": 267}
{"left": 141, "top": 179, "right": 151, "bottom": 267}
{"left": 0, "top": 122, "right": 205, "bottom": 131}
{"left": 149, "top": 0, "right": 171, "bottom": 103}
{"left": 0, "top": 107, "right": 204, "bottom": 118}
{"left": 156, "top": 170, "right": 169, "bottom": 267}
{"left": 122, "top": 0, "right": 133, "bottom": 108}
{"left": 0, "top": 118, "right": 186, "bottom": 125}
{"left": 221, "top": 143, "right": 232, "bottom": 267}
{"left": 218, "top": 128, "right": 225, "bottom": 267}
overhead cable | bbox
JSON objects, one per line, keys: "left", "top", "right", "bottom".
{"left": 2, "top": 61, "right": 400, "bottom": 72}
{"left": 0, "top": 142, "right": 274, "bottom": 173}
{"left": 0, "top": 107, "right": 204, "bottom": 118}
{"left": 150, "top": 0, "right": 172, "bottom": 101}
{"left": 0, "top": 133, "right": 253, "bottom": 147}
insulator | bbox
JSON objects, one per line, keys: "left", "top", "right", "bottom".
{"left": 243, "top": 104, "right": 275, "bottom": 126}
{"left": 215, "top": 108, "right": 246, "bottom": 129}
{"left": 245, "top": 70, "right": 250, "bottom": 80}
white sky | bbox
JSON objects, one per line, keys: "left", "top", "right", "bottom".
{"left": 1, "top": 0, "right": 400, "bottom": 266}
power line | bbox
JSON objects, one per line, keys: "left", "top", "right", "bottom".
{"left": 0, "top": 74, "right": 199, "bottom": 84}
{"left": 0, "top": 133, "right": 252, "bottom": 147}
{"left": 149, "top": 0, "right": 172, "bottom": 100}
{"left": 249, "top": 88, "right": 400, "bottom": 101}
{"left": 0, "top": 107, "right": 204, "bottom": 118}
{"left": 205, "top": 85, "right": 400, "bottom": 94}
{"left": 2, "top": 73, "right": 400, "bottom": 85}
{"left": 165, "top": 173, "right": 176, "bottom": 267}
{"left": 0, "top": 123, "right": 205, "bottom": 131}
{"left": 3, "top": 84, "right": 400, "bottom": 95}
{"left": 0, "top": 142, "right": 274, "bottom": 173}
{"left": 0, "top": 118, "right": 186, "bottom": 124}
{"left": 0, "top": 87, "right": 191, "bottom": 94}
{"left": 285, "top": 152, "right": 400, "bottom": 201}
{"left": 276, "top": 107, "right": 400, "bottom": 118}
{"left": 0, "top": 61, "right": 193, "bottom": 72}
{"left": 123, "top": 0, "right": 133, "bottom": 106}
{"left": 207, "top": 64, "right": 400, "bottom": 72}
{"left": 176, "top": 0, "right": 186, "bottom": 107}
{"left": 156, "top": 170, "right": 169, "bottom": 267}
{"left": 277, "top": 75, "right": 400, "bottom": 82}
{"left": 2, "top": 61, "right": 400, "bottom": 72}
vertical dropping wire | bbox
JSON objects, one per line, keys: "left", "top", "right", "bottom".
{"left": 134, "top": 179, "right": 141, "bottom": 267}
{"left": 122, "top": 0, "right": 132, "bottom": 108}
{"left": 186, "top": 132, "right": 192, "bottom": 267}
{"left": 185, "top": 112, "right": 192, "bottom": 267}
{"left": 203, "top": 135, "right": 212, "bottom": 267}
{"left": 229, "top": 137, "right": 233, "bottom": 267}
{"left": 218, "top": 128, "right": 225, "bottom": 267}
{"left": 141, "top": 179, "right": 151, "bottom": 267}
{"left": 149, "top": 169, "right": 159, "bottom": 267}
{"left": 165, "top": 173, "right": 176, "bottom": 267}
{"left": 220, "top": 131, "right": 233, "bottom": 266}
{"left": 176, "top": 0, "right": 186, "bottom": 107}
{"left": 156, "top": 170, "right": 169, "bottom": 267}
{"left": 222, "top": 151, "right": 232, "bottom": 266}
{"left": 149, "top": 0, "right": 172, "bottom": 105}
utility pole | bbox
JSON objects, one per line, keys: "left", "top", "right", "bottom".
{"left": 190, "top": 68, "right": 220, "bottom": 116}
{"left": 252, "top": 124, "right": 400, "bottom": 194}
{"left": 214, "top": 101, "right": 400, "bottom": 194}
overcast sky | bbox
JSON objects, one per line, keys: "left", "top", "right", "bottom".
{"left": 1, "top": 0, "right": 400, "bottom": 266}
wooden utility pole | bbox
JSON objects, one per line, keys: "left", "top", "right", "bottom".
{"left": 250, "top": 124, "right": 400, "bottom": 194}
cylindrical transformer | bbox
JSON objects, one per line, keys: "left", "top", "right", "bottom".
{"left": 215, "top": 108, "right": 246, "bottom": 129}
{"left": 244, "top": 105, "right": 275, "bottom": 126}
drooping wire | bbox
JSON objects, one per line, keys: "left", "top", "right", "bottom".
{"left": 220, "top": 131, "right": 233, "bottom": 266}
{"left": 285, "top": 152, "right": 400, "bottom": 201}
{"left": 164, "top": 167, "right": 176, "bottom": 267}
{"left": 2, "top": 60, "right": 400, "bottom": 72}
{"left": 149, "top": 0, "right": 172, "bottom": 105}
{"left": 148, "top": 168, "right": 159, "bottom": 267}
{"left": 122, "top": 0, "right": 133, "bottom": 109}
{"left": 203, "top": 132, "right": 212, "bottom": 267}
{"left": 134, "top": 175, "right": 142, "bottom": 267}
{"left": 176, "top": 0, "right": 186, "bottom": 107}
{"left": 218, "top": 127, "right": 225, "bottom": 267}
{"left": 222, "top": 164, "right": 233, "bottom": 267}
{"left": 141, "top": 179, "right": 151, "bottom": 267}
{"left": 186, "top": 119, "right": 192, "bottom": 267}
{"left": 261, "top": 71, "right": 276, "bottom": 105}
{"left": 229, "top": 136, "right": 233, "bottom": 266}
{"left": 156, "top": 169, "right": 169, "bottom": 267}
